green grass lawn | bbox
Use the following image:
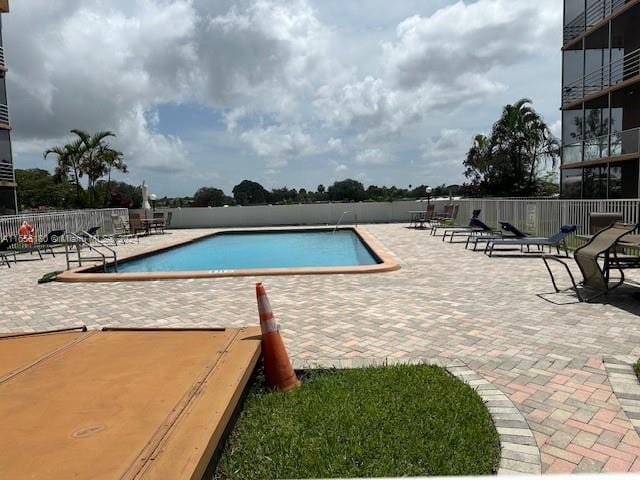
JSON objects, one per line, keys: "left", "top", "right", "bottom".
{"left": 212, "top": 364, "right": 500, "bottom": 479}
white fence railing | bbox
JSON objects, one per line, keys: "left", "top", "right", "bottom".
{"left": 0, "top": 208, "right": 128, "bottom": 241}
{"left": 453, "top": 198, "right": 640, "bottom": 238}
{"left": 162, "top": 198, "right": 640, "bottom": 238}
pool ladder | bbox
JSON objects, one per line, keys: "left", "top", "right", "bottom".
{"left": 64, "top": 231, "right": 118, "bottom": 272}
{"left": 334, "top": 211, "right": 358, "bottom": 232}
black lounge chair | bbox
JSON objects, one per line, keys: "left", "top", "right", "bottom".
{"left": 431, "top": 209, "right": 481, "bottom": 236}
{"left": 542, "top": 222, "right": 637, "bottom": 302}
{"left": 443, "top": 216, "right": 498, "bottom": 243}
{"left": 465, "top": 221, "right": 529, "bottom": 251}
{"left": 0, "top": 237, "right": 44, "bottom": 266}
{"left": 485, "top": 224, "right": 578, "bottom": 257}
{"left": 37, "top": 230, "right": 66, "bottom": 257}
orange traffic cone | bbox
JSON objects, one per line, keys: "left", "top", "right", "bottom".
{"left": 256, "top": 282, "right": 300, "bottom": 392}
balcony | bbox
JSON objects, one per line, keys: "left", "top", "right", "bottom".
{"left": 562, "top": 126, "right": 640, "bottom": 164}
{"left": 562, "top": 47, "right": 640, "bottom": 107}
{"left": 0, "top": 161, "right": 14, "bottom": 184}
{"left": 564, "top": 0, "right": 626, "bottom": 44}
{"left": 0, "top": 103, "right": 9, "bottom": 129}
{"left": 0, "top": 46, "right": 6, "bottom": 71}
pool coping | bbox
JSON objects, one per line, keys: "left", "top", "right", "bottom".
{"left": 56, "top": 227, "right": 400, "bottom": 282}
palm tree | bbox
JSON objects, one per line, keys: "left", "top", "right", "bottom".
{"left": 71, "top": 129, "right": 116, "bottom": 207}
{"left": 101, "top": 147, "right": 127, "bottom": 207}
{"left": 44, "top": 138, "right": 85, "bottom": 207}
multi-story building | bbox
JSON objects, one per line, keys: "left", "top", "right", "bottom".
{"left": 561, "top": 0, "right": 640, "bottom": 198}
{"left": 0, "top": 0, "right": 15, "bottom": 214}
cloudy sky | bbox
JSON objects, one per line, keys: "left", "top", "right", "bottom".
{"left": 6, "top": 0, "right": 562, "bottom": 196}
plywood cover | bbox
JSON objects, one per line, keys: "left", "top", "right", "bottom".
{"left": 0, "top": 327, "right": 261, "bottom": 480}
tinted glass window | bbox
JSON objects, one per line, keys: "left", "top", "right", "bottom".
{"left": 583, "top": 166, "right": 608, "bottom": 198}
{"left": 562, "top": 168, "right": 583, "bottom": 198}
{"left": 609, "top": 160, "right": 638, "bottom": 198}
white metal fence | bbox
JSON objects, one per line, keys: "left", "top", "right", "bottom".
{"left": 163, "top": 198, "right": 640, "bottom": 238}
{"left": 453, "top": 198, "right": 640, "bottom": 238}
{"left": 0, "top": 208, "right": 128, "bottom": 241}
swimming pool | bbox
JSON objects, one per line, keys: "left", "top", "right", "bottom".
{"left": 58, "top": 228, "right": 399, "bottom": 282}
{"left": 110, "top": 229, "right": 378, "bottom": 273}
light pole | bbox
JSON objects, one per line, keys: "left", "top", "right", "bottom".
{"left": 149, "top": 193, "right": 157, "bottom": 214}
{"left": 425, "top": 186, "right": 433, "bottom": 208}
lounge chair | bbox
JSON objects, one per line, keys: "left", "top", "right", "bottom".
{"left": 485, "top": 224, "right": 578, "bottom": 257}
{"left": 431, "top": 209, "right": 481, "bottom": 236}
{"left": 541, "top": 222, "right": 637, "bottom": 302}
{"left": 442, "top": 217, "right": 498, "bottom": 243}
{"left": 0, "top": 237, "right": 44, "bottom": 266}
{"left": 465, "top": 221, "right": 529, "bottom": 251}
{"left": 589, "top": 212, "right": 623, "bottom": 235}
{"left": 36, "top": 230, "right": 66, "bottom": 257}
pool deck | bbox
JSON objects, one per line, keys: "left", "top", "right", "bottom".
{"left": 3, "top": 224, "right": 640, "bottom": 474}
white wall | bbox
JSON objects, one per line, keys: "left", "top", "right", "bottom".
{"left": 161, "top": 201, "right": 442, "bottom": 229}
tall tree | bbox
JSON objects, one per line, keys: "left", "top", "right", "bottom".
{"left": 101, "top": 148, "right": 127, "bottom": 207}
{"left": 71, "top": 129, "right": 116, "bottom": 207}
{"left": 44, "top": 138, "right": 85, "bottom": 207}
{"left": 464, "top": 99, "right": 558, "bottom": 196}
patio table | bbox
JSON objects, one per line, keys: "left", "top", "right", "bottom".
{"left": 408, "top": 210, "right": 424, "bottom": 228}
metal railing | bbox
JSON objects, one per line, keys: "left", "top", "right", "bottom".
{"left": 0, "top": 162, "right": 14, "bottom": 183}
{"left": 0, "top": 103, "right": 9, "bottom": 126}
{"left": 452, "top": 197, "right": 640, "bottom": 240}
{"left": 563, "top": 47, "right": 640, "bottom": 105}
{"left": 564, "top": 0, "right": 626, "bottom": 44}
{"left": 0, "top": 46, "right": 5, "bottom": 70}
{"left": 0, "top": 208, "right": 128, "bottom": 242}
{"left": 64, "top": 231, "right": 117, "bottom": 272}
{"left": 563, "top": 126, "right": 640, "bottom": 163}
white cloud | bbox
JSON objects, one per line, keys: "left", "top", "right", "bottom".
{"left": 6, "top": 0, "right": 562, "bottom": 193}
{"left": 240, "top": 124, "right": 315, "bottom": 159}
{"left": 355, "top": 148, "right": 390, "bottom": 166}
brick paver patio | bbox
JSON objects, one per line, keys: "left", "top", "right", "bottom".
{"left": 2, "top": 224, "right": 640, "bottom": 474}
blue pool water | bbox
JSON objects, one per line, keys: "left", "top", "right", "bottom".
{"left": 108, "top": 230, "right": 379, "bottom": 273}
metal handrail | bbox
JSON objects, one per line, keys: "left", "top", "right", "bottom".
{"left": 563, "top": 47, "right": 640, "bottom": 105}
{"left": 64, "top": 231, "right": 117, "bottom": 272}
{"left": 564, "top": 0, "right": 625, "bottom": 43}
{"left": 334, "top": 211, "right": 358, "bottom": 232}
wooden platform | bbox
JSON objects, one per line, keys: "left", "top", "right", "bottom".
{"left": 0, "top": 326, "right": 261, "bottom": 480}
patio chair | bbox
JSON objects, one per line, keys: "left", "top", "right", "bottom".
{"left": 485, "top": 224, "right": 578, "bottom": 257}
{"left": 541, "top": 222, "right": 637, "bottom": 302}
{"left": 590, "top": 212, "right": 623, "bottom": 235}
{"left": 0, "top": 239, "right": 16, "bottom": 268}
{"left": 150, "top": 212, "right": 168, "bottom": 234}
{"left": 165, "top": 212, "right": 173, "bottom": 228}
{"left": 431, "top": 209, "right": 481, "bottom": 236}
{"left": 35, "top": 230, "right": 66, "bottom": 257}
{"left": 1, "top": 237, "right": 44, "bottom": 266}
{"left": 129, "top": 212, "right": 149, "bottom": 235}
{"left": 415, "top": 205, "right": 435, "bottom": 229}
{"left": 442, "top": 216, "right": 498, "bottom": 243}
{"left": 111, "top": 215, "right": 137, "bottom": 245}
{"left": 465, "top": 221, "right": 529, "bottom": 251}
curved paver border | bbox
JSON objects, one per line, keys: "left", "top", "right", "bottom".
{"left": 446, "top": 360, "right": 541, "bottom": 475}
{"left": 292, "top": 357, "right": 541, "bottom": 475}
{"left": 603, "top": 355, "right": 640, "bottom": 435}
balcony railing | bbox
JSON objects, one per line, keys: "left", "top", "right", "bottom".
{"left": 562, "top": 47, "right": 640, "bottom": 106}
{"left": 564, "top": 0, "right": 626, "bottom": 44}
{"left": 563, "top": 126, "right": 640, "bottom": 163}
{"left": 0, "top": 162, "right": 14, "bottom": 183}
{"left": 0, "top": 46, "right": 5, "bottom": 70}
{"left": 0, "top": 103, "right": 8, "bottom": 126}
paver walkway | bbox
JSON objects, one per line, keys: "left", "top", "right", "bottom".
{"left": 2, "top": 224, "right": 640, "bottom": 473}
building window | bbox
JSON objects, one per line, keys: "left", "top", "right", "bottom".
{"left": 609, "top": 159, "right": 639, "bottom": 198}
{"left": 583, "top": 165, "right": 608, "bottom": 198}
{"left": 562, "top": 168, "right": 583, "bottom": 198}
